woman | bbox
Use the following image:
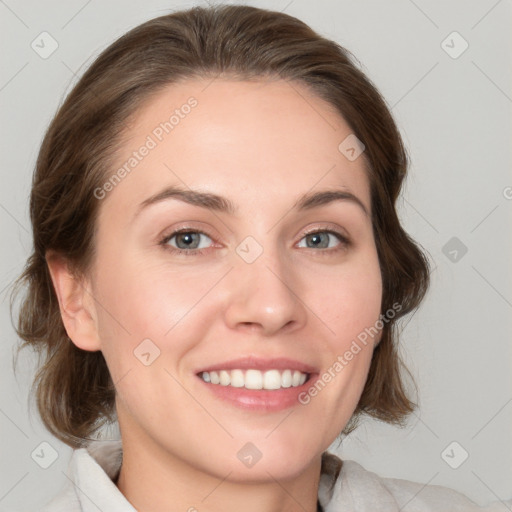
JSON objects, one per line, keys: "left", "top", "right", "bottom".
{"left": 11, "top": 4, "right": 510, "bottom": 511}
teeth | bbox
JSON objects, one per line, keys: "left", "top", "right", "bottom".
{"left": 200, "top": 369, "right": 309, "bottom": 390}
{"left": 245, "top": 369, "right": 263, "bottom": 389}
{"left": 219, "top": 370, "right": 231, "bottom": 386}
{"left": 281, "top": 369, "right": 292, "bottom": 388}
{"left": 230, "top": 369, "right": 244, "bottom": 388}
{"left": 263, "top": 369, "right": 281, "bottom": 390}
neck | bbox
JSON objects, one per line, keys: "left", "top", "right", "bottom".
{"left": 116, "top": 430, "right": 322, "bottom": 512}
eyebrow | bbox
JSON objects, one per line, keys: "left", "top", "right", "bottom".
{"left": 136, "top": 186, "right": 369, "bottom": 218}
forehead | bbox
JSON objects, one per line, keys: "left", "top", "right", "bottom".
{"left": 101, "top": 77, "right": 371, "bottom": 217}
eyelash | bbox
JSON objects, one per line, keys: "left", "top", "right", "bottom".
{"left": 159, "top": 227, "right": 351, "bottom": 257}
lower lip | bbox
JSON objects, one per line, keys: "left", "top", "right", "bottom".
{"left": 197, "top": 373, "right": 318, "bottom": 412}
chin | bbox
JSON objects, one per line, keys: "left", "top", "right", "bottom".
{"left": 221, "top": 435, "right": 322, "bottom": 483}
{"left": 218, "top": 454, "right": 318, "bottom": 484}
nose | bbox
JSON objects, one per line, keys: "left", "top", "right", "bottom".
{"left": 222, "top": 250, "right": 307, "bottom": 337}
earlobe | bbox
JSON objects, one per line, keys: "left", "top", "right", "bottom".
{"left": 45, "top": 251, "right": 101, "bottom": 352}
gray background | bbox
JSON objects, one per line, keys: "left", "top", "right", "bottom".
{"left": 1, "top": 0, "right": 511, "bottom": 510}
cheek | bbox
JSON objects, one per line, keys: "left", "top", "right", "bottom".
{"left": 300, "top": 252, "right": 382, "bottom": 417}
{"left": 90, "top": 253, "right": 220, "bottom": 375}
{"left": 319, "top": 253, "right": 383, "bottom": 346}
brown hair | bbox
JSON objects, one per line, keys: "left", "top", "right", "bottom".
{"left": 11, "top": 4, "right": 430, "bottom": 448}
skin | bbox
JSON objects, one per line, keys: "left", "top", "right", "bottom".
{"left": 47, "top": 77, "right": 383, "bottom": 512}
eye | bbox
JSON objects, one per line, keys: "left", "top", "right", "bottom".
{"left": 159, "top": 227, "right": 350, "bottom": 256}
{"left": 160, "top": 229, "right": 214, "bottom": 255}
{"left": 296, "top": 229, "right": 349, "bottom": 251}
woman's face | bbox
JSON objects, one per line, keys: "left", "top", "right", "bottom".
{"left": 86, "top": 78, "right": 382, "bottom": 480}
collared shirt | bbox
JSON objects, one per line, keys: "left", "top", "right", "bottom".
{"left": 37, "top": 440, "right": 509, "bottom": 511}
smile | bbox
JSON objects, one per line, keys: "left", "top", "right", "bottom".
{"left": 200, "top": 369, "right": 309, "bottom": 390}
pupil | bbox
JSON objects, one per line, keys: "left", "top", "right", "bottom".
{"left": 309, "top": 233, "right": 327, "bottom": 248}
{"left": 178, "top": 232, "right": 198, "bottom": 248}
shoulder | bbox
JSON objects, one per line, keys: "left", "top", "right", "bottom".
{"left": 37, "top": 459, "right": 83, "bottom": 512}
{"left": 324, "top": 455, "right": 510, "bottom": 512}
{"left": 39, "top": 484, "right": 80, "bottom": 512}
{"left": 38, "top": 440, "right": 128, "bottom": 512}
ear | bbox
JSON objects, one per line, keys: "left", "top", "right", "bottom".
{"left": 46, "top": 250, "right": 101, "bottom": 352}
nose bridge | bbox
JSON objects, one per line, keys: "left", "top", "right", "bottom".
{"left": 222, "top": 238, "right": 306, "bottom": 335}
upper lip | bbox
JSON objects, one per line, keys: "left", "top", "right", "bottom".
{"left": 195, "top": 356, "right": 318, "bottom": 374}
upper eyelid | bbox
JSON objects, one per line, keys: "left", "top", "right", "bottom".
{"left": 301, "top": 225, "right": 349, "bottom": 239}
